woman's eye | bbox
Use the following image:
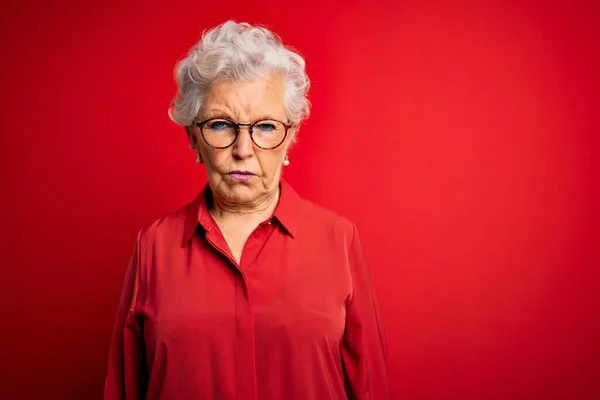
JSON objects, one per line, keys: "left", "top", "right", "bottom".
{"left": 255, "top": 122, "right": 276, "bottom": 132}
{"left": 208, "top": 120, "right": 232, "bottom": 131}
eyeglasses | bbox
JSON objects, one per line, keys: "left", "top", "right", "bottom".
{"left": 194, "top": 117, "right": 292, "bottom": 150}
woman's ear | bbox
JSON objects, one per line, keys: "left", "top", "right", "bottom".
{"left": 185, "top": 126, "right": 197, "bottom": 149}
{"left": 287, "top": 125, "right": 300, "bottom": 149}
{"left": 291, "top": 123, "right": 300, "bottom": 136}
{"left": 186, "top": 126, "right": 203, "bottom": 164}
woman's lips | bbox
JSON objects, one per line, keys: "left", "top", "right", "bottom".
{"left": 228, "top": 171, "right": 255, "bottom": 181}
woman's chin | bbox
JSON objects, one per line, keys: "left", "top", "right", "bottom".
{"left": 215, "top": 181, "right": 258, "bottom": 204}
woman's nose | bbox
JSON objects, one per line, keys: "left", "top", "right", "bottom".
{"left": 232, "top": 126, "right": 254, "bottom": 158}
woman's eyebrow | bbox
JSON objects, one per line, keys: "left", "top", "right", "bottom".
{"left": 202, "top": 109, "right": 232, "bottom": 119}
{"left": 255, "top": 115, "right": 282, "bottom": 121}
{"left": 202, "top": 112, "right": 284, "bottom": 122}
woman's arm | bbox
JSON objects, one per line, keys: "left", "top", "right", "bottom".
{"left": 342, "top": 225, "right": 390, "bottom": 400}
{"left": 103, "top": 231, "right": 147, "bottom": 400}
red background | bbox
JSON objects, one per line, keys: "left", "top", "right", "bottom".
{"left": 1, "top": 0, "right": 598, "bottom": 398}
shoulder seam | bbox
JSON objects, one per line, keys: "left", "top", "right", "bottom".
{"left": 347, "top": 223, "right": 358, "bottom": 304}
{"left": 128, "top": 228, "right": 144, "bottom": 315}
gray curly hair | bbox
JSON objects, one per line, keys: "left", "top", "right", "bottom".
{"left": 168, "top": 20, "right": 311, "bottom": 127}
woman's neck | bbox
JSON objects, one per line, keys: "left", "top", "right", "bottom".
{"left": 209, "top": 186, "right": 280, "bottom": 225}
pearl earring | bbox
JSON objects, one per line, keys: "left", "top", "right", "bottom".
{"left": 283, "top": 155, "right": 290, "bottom": 166}
{"left": 196, "top": 153, "right": 203, "bottom": 164}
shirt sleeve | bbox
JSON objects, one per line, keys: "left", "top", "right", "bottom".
{"left": 103, "top": 231, "right": 147, "bottom": 400}
{"left": 342, "top": 224, "right": 390, "bottom": 399}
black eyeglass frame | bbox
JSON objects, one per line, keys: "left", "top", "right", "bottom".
{"left": 194, "top": 117, "right": 293, "bottom": 150}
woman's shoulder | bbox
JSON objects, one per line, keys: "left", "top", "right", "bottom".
{"left": 135, "top": 197, "right": 198, "bottom": 247}
{"left": 297, "top": 196, "right": 356, "bottom": 236}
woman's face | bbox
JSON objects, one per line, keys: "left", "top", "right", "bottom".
{"left": 190, "top": 73, "right": 294, "bottom": 208}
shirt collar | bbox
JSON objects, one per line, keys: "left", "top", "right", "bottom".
{"left": 181, "top": 178, "right": 301, "bottom": 246}
{"left": 272, "top": 178, "right": 301, "bottom": 238}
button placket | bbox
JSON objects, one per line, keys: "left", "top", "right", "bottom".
{"left": 236, "top": 272, "right": 257, "bottom": 400}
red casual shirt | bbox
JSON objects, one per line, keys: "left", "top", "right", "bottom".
{"left": 104, "top": 179, "right": 389, "bottom": 400}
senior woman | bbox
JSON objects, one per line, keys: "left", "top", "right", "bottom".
{"left": 104, "top": 20, "right": 389, "bottom": 400}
